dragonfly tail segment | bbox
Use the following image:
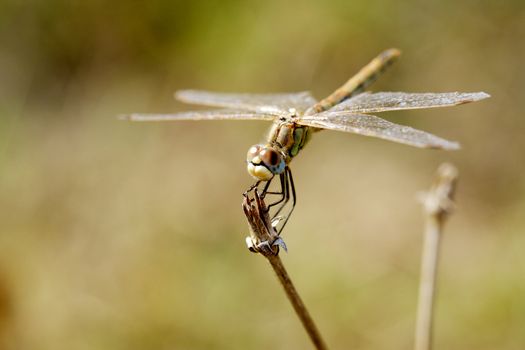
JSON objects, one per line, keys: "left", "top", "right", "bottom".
{"left": 308, "top": 48, "right": 401, "bottom": 114}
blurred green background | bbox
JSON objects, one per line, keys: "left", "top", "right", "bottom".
{"left": 0, "top": 0, "right": 524, "bottom": 349}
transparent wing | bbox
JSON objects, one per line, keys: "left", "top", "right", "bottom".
{"left": 327, "top": 91, "right": 490, "bottom": 114}
{"left": 175, "top": 90, "right": 317, "bottom": 114}
{"left": 119, "top": 109, "right": 276, "bottom": 122}
{"left": 297, "top": 112, "right": 459, "bottom": 150}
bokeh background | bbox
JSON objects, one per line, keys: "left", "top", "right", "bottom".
{"left": 0, "top": 0, "right": 524, "bottom": 349}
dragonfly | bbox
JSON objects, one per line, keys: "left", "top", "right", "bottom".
{"left": 121, "top": 48, "right": 489, "bottom": 238}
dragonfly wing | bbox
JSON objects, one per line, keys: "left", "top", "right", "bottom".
{"left": 175, "top": 90, "right": 317, "bottom": 114}
{"left": 329, "top": 91, "right": 490, "bottom": 113}
{"left": 119, "top": 109, "right": 276, "bottom": 122}
{"left": 297, "top": 112, "right": 460, "bottom": 150}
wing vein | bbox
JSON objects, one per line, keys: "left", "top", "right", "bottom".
{"left": 325, "top": 91, "right": 490, "bottom": 114}
{"left": 119, "top": 109, "right": 276, "bottom": 122}
{"left": 297, "top": 112, "right": 460, "bottom": 150}
{"left": 175, "top": 90, "right": 317, "bottom": 114}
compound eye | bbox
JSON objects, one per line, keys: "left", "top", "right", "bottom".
{"left": 246, "top": 144, "right": 262, "bottom": 162}
{"left": 260, "top": 148, "right": 281, "bottom": 167}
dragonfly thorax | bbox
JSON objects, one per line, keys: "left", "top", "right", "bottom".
{"left": 246, "top": 144, "right": 286, "bottom": 181}
{"left": 267, "top": 119, "right": 312, "bottom": 159}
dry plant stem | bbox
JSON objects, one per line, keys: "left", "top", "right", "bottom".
{"left": 243, "top": 191, "right": 328, "bottom": 350}
{"left": 267, "top": 254, "right": 327, "bottom": 350}
{"left": 416, "top": 215, "right": 441, "bottom": 350}
{"left": 415, "top": 163, "right": 458, "bottom": 350}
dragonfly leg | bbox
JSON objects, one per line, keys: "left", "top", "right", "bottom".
{"left": 266, "top": 172, "right": 288, "bottom": 213}
{"left": 273, "top": 167, "right": 296, "bottom": 235}
{"left": 243, "top": 180, "right": 261, "bottom": 198}
{"left": 249, "top": 171, "right": 289, "bottom": 224}
{"left": 264, "top": 167, "right": 296, "bottom": 234}
{"left": 259, "top": 179, "right": 273, "bottom": 199}
{"left": 246, "top": 167, "right": 297, "bottom": 235}
{"left": 244, "top": 173, "right": 281, "bottom": 210}
{"left": 244, "top": 176, "right": 281, "bottom": 212}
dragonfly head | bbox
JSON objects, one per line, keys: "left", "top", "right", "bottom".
{"left": 246, "top": 144, "right": 286, "bottom": 181}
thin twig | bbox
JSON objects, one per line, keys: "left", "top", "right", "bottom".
{"left": 415, "top": 163, "right": 458, "bottom": 350}
{"left": 243, "top": 190, "right": 328, "bottom": 350}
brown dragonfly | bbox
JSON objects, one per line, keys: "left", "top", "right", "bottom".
{"left": 121, "top": 48, "right": 489, "bottom": 236}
